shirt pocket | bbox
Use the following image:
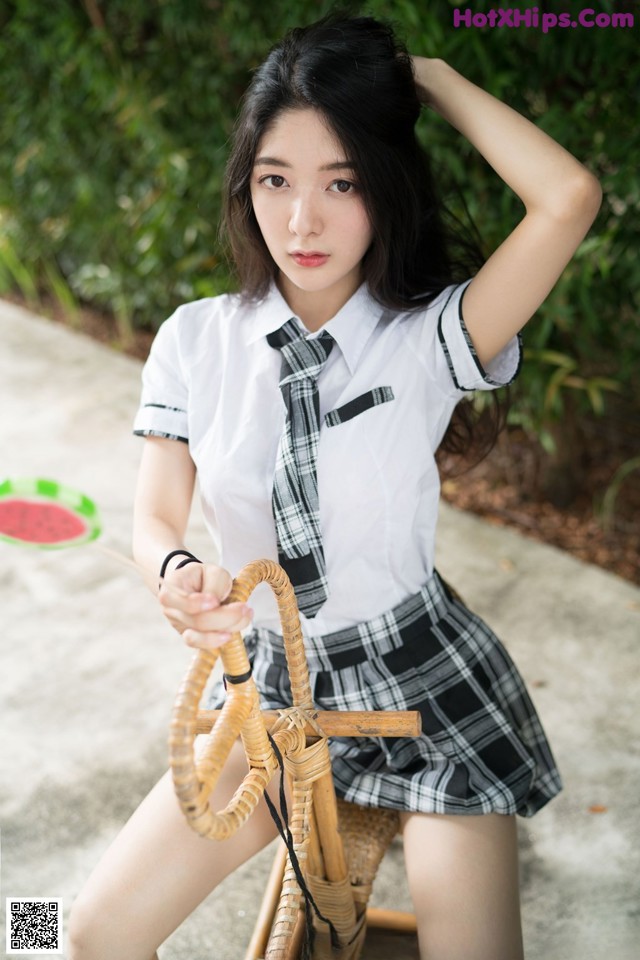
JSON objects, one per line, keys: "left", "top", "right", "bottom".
{"left": 317, "top": 386, "right": 398, "bottom": 585}
{"left": 324, "top": 386, "right": 395, "bottom": 428}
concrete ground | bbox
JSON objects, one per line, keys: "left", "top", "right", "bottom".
{"left": 1, "top": 299, "right": 639, "bottom": 960}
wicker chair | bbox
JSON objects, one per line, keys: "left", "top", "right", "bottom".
{"left": 169, "top": 560, "right": 420, "bottom": 960}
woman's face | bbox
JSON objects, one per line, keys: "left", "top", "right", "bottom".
{"left": 250, "top": 108, "right": 374, "bottom": 328}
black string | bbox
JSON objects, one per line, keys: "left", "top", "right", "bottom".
{"left": 263, "top": 732, "right": 341, "bottom": 957}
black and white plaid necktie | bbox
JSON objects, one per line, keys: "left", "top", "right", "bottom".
{"left": 267, "top": 319, "right": 335, "bottom": 618}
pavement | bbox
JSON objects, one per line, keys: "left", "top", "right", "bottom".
{"left": 0, "top": 298, "right": 639, "bottom": 960}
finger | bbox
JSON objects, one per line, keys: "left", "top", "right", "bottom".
{"left": 183, "top": 629, "right": 233, "bottom": 650}
{"left": 161, "top": 565, "right": 233, "bottom": 609}
{"left": 188, "top": 603, "right": 253, "bottom": 633}
{"left": 159, "top": 584, "right": 221, "bottom": 615}
{"left": 161, "top": 605, "right": 192, "bottom": 632}
{"left": 162, "top": 602, "right": 253, "bottom": 634}
{"left": 163, "top": 559, "right": 206, "bottom": 592}
{"left": 200, "top": 565, "right": 234, "bottom": 602}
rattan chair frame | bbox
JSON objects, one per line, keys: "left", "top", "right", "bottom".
{"left": 169, "top": 559, "right": 420, "bottom": 960}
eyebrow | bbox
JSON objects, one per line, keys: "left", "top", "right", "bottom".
{"left": 254, "top": 156, "right": 356, "bottom": 172}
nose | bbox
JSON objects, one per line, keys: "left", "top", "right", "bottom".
{"left": 288, "top": 191, "right": 322, "bottom": 238}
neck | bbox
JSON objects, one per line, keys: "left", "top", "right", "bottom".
{"left": 277, "top": 273, "right": 362, "bottom": 332}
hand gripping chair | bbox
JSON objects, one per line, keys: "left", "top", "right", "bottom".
{"left": 169, "top": 560, "right": 420, "bottom": 960}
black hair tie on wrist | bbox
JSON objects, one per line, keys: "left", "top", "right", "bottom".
{"left": 175, "top": 556, "right": 202, "bottom": 570}
{"left": 159, "top": 549, "right": 201, "bottom": 580}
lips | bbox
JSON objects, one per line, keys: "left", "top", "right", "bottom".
{"left": 290, "top": 251, "right": 329, "bottom": 268}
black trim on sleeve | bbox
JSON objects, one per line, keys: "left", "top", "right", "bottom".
{"left": 143, "top": 402, "right": 188, "bottom": 413}
{"left": 133, "top": 429, "right": 189, "bottom": 444}
{"left": 437, "top": 281, "right": 523, "bottom": 391}
{"left": 458, "top": 300, "right": 523, "bottom": 387}
{"left": 436, "top": 286, "right": 470, "bottom": 392}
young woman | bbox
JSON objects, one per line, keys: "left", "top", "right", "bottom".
{"left": 69, "top": 15, "right": 601, "bottom": 960}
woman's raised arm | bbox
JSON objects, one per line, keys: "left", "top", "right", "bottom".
{"left": 412, "top": 56, "right": 602, "bottom": 366}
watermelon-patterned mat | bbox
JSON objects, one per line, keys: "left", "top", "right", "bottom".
{"left": 0, "top": 477, "right": 102, "bottom": 549}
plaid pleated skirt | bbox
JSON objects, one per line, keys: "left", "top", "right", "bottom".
{"left": 206, "top": 570, "right": 562, "bottom": 817}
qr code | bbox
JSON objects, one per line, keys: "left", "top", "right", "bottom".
{"left": 6, "top": 898, "right": 63, "bottom": 955}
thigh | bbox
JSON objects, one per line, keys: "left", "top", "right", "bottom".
{"left": 399, "top": 811, "right": 524, "bottom": 960}
{"left": 69, "top": 738, "right": 280, "bottom": 960}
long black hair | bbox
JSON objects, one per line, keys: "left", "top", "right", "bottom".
{"left": 222, "top": 14, "right": 505, "bottom": 462}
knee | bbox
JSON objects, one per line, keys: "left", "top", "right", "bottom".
{"left": 67, "top": 891, "right": 113, "bottom": 960}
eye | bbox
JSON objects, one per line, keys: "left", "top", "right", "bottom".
{"left": 257, "top": 174, "right": 287, "bottom": 189}
{"left": 329, "top": 179, "right": 357, "bottom": 194}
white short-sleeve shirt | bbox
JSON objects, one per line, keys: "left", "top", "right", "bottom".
{"left": 133, "top": 280, "right": 521, "bottom": 635}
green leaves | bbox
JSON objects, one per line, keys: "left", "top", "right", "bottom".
{"left": 0, "top": 0, "right": 636, "bottom": 449}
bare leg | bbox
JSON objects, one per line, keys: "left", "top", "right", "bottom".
{"left": 68, "top": 739, "right": 281, "bottom": 960}
{"left": 400, "top": 811, "right": 524, "bottom": 960}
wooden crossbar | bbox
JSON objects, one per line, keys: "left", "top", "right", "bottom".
{"left": 196, "top": 709, "right": 421, "bottom": 739}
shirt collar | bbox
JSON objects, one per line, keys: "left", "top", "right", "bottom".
{"left": 245, "top": 282, "right": 386, "bottom": 375}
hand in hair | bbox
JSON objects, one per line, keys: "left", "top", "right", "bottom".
{"left": 410, "top": 55, "right": 444, "bottom": 107}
